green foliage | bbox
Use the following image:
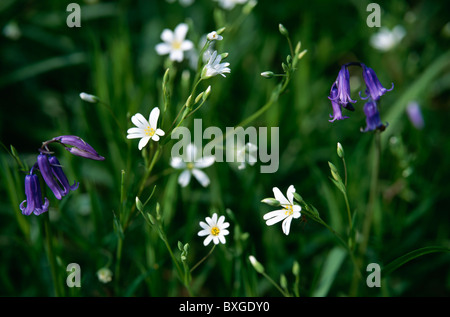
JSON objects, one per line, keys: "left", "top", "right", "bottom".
{"left": 0, "top": 0, "right": 449, "bottom": 297}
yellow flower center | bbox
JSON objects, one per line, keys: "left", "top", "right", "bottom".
{"left": 211, "top": 226, "right": 220, "bottom": 236}
{"left": 145, "top": 126, "right": 155, "bottom": 137}
{"left": 186, "top": 162, "right": 195, "bottom": 170}
{"left": 172, "top": 40, "right": 182, "bottom": 50}
{"left": 284, "top": 205, "right": 294, "bottom": 216}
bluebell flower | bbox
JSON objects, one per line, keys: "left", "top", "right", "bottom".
{"left": 20, "top": 173, "right": 49, "bottom": 216}
{"left": 328, "top": 83, "right": 349, "bottom": 122}
{"left": 37, "top": 154, "right": 78, "bottom": 200}
{"left": 361, "top": 100, "right": 387, "bottom": 132}
{"left": 360, "top": 64, "right": 394, "bottom": 101}
{"left": 52, "top": 135, "right": 105, "bottom": 161}
{"left": 328, "top": 65, "right": 357, "bottom": 110}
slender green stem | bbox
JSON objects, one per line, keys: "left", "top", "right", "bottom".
{"left": 350, "top": 131, "right": 381, "bottom": 295}
{"left": 114, "top": 236, "right": 123, "bottom": 293}
{"left": 344, "top": 193, "right": 352, "bottom": 232}
{"left": 261, "top": 271, "right": 290, "bottom": 297}
{"left": 44, "top": 212, "right": 62, "bottom": 297}
{"left": 360, "top": 131, "right": 381, "bottom": 257}
{"left": 190, "top": 245, "right": 216, "bottom": 273}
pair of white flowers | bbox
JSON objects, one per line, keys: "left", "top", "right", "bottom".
{"left": 155, "top": 23, "right": 230, "bottom": 78}
{"left": 198, "top": 185, "right": 302, "bottom": 249}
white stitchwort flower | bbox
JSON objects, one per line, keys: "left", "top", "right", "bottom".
{"left": 202, "top": 50, "right": 231, "bottom": 79}
{"left": 198, "top": 213, "right": 230, "bottom": 246}
{"left": 263, "top": 185, "right": 301, "bottom": 235}
{"left": 214, "top": 0, "right": 248, "bottom": 10}
{"left": 127, "top": 107, "right": 165, "bottom": 150}
{"left": 97, "top": 268, "right": 113, "bottom": 284}
{"left": 370, "top": 25, "right": 406, "bottom": 52}
{"left": 170, "top": 143, "right": 215, "bottom": 187}
{"left": 207, "top": 31, "right": 223, "bottom": 41}
{"left": 155, "top": 23, "right": 194, "bottom": 62}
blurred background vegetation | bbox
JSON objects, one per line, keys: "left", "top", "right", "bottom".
{"left": 0, "top": 0, "right": 449, "bottom": 297}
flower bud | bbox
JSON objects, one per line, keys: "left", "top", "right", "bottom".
{"left": 337, "top": 142, "right": 345, "bottom": 158}
{"left": 261, "top": 198, "right": 281, "bottom": 207}
{"left": 249, "top": 256, "right": 265, "bottom": 274}
{"left": 79, "top": 92, "right": 99, "bottom": 103}
{"left": 279, "top": 23, "right": 289, "bottom": 37}
{"left": 260, "top": 71, "right": 274, "bottom": 78}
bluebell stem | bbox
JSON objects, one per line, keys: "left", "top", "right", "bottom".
{"left": 361, "top": 100, "right": 387, "bottom": 132}
{"left": 51, "top": 135, "right": 105, "bottom": 161}
{"left": 360, "top": 64, "right": 394, "bottom": 101}
{"left": 20, "top": 172, "right": 49, "bottom": 216}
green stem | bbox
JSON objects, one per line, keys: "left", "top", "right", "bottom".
{"left": 350, "top": 131, "right": 381, "bottom": 295}
{"left": 190, "top": 245, "right": 216, "bottom": 273}
{"left": 114, "top": 236, "right": 123, "bottom": 294}
{"left": 44, "top": 212, "right": 62, "bottom": 297}
{"left": 360, "top": 131, "right": 381, "bottom": 257}
{"left": 261, "top": 271, "right": 290, "bottom": 297}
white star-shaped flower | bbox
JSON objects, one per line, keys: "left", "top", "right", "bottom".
{"left": 198, "top": 213, "right": 230, "bottom": 246}
{"left": 207, "top": 31, "right": 223, "bottom": 41}
{"left": 263, "top": 185, "right": 301, "bottom": 235}
{"left": 155, "top": 23, "right": 194, "bottom": 62}
{"left": 170, "top": 143, "right": 215, "bottom": 187}
{"left": 127, "top": 107, "right": 165, "bottom": 150}
{"left": 201, "top": 50, "right": 231, "bottom": 79}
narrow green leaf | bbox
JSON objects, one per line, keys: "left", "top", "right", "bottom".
{"left": 383, "top": 246, "right": 450, "bottom": 276}
{"left": 311, "top": 247, "right": 346, "bottom": 297}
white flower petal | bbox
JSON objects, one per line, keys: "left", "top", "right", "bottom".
{"left": 156, "top": 128, "right": 165, "bottom": 136}
{"left": 293, "top": 205, "right": 301, "bottom": 213}
{"left": 170, "top": 49, "right": 184, "bottom": 62}
{"left": 170, "top": 157, "right": 186, "bottom": 169}
{"left": 194, "top": 156, "right": 215, "bottom": 168}
{"left": 160, "top": 29, "right": 174, "bottom": 43}
{"left": 191, "top": 169, "right": 210, "bottom": 187}
{"left": 127, "top": 133, "right": 145, "bottom": 139}
{"left": 263, "top": 209, "right": 285, "bottom": 220}
{"left": 198, "top": 228, "right": 210, "bottom": 236}
{"left": 203, "top": 235, "right": 213, "bottom": 246}
{"left": 210, "top": 213, "right": 218, "bottom": 224}
{"left": 155, "top": 43, "right": 172, "bottom": 55}
{"left": 174, "top": 23, "right": 188, "bottom": 41}
{"left": 266, "top": 213, "right": 287, "bottom": 226}
{"left": 131, "top": 113, "right": 149, "bottom": 129}
{"left": 138, "top": 136, "right": 150, "bottom": 150}
{"left": 287, "top": 185, "right": 296, "bottom": 205}
{"left": 218, "top": 235, "right": 226, "bottom": 244}
{"left": 149, "top": 107, "right": 160, "bottom": 128}
{"left": 272, "top": 187, "right": 290, "bottom": 206}
{"left": 217, "top": 215, "right": 225, "bottom": 227}
{"left": 178, "top": 170, "right": 191, "bottom": 187}
{"left": 185, "top": 143, "right": 197, "bottom": 162}
{"left": 220, "top": 229, "right": 229, "bottom": 236}
{"left": 151, "top": 134, "right": 160, "bottom": 142}
{"left": 180, "top": 40, "right": 193, "bottom": 51}
{"left": 127, "top": 127, "right": 143, "bottom": 134}
{"left": 282, "top": 216, "right": 293, "bottom": 235}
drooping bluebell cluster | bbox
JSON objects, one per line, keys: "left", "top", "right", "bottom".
{"left": 328, "top": 62, "right": 393, "bottom": 132}
{"left": 20, "top": 135, "right": 104, "bottom": 216}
